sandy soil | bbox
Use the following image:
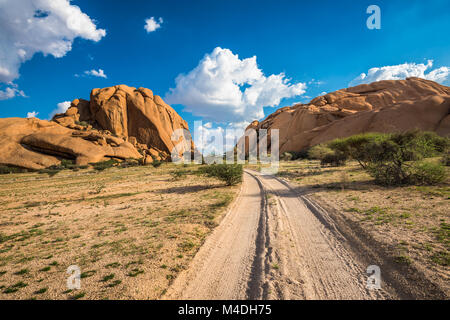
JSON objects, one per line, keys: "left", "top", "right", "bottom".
{"left": 164, "top": 171, "right": 262, "bottom": 299}
{"left": 165, "top": 169, "right": 401, "bottom": 300}
{"left": 0, "top": 164, "right": 238, "bottom": 300}
{"left": 271, "top": 160, "right": 449, "bottom": 299}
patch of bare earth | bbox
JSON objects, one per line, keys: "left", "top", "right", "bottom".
{"left": 272, "top": 160, "right": 449, "bottom": 297}
{"left": 0, "top": 164, "right": 238, "bottom": 300}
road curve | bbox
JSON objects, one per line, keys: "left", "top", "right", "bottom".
{"left": 164, "top": 169, "right": 390, "bottom": 300}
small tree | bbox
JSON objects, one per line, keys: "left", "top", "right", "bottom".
{"left": 308, "top": 144, "right": 347, "bottom": 166}
{"left": 200, "top": 164, "right": 243, "bottom": 186}
{"left": 328, "top": 131, "right": 449, "bottom": 185}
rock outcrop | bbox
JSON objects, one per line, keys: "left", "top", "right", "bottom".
{"left": 0, "top": 117, "right": 141, "bottom": 170}
{"left": 54, "top": 85, "right": 192, "bottom": 161}
{"left": 243, "top": 78, "right": 450, "bottom": 153}
{"left": 0, "top": 85, "right": 193, "bottom": 170}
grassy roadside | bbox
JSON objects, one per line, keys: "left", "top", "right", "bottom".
{"left": 0, "top": 163, "right": 240, "bottom": 300}
{"left": 252, "top": 160, "right": 449, "bottom": 292}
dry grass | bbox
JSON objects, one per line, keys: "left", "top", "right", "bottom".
{"left": 0, "top": 163, "right": 239, "bottom": 300}
{"left": 262, "top": 160, "right": 449, "bottom": 289}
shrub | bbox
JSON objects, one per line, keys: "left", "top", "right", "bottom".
{"left": 366, "top": 163, "right": 407, "bottom": 186}
{"left": 442, "top": 151, "right": 450, "bottom": 166}
{"left": 152, "top": 160, "right": 162, "bottom": 168}
{"left": 0, "top": 165, "right": 27, "bottom": 174}
{"left": 328, "top": 132, "right": 387, "bottom": 168}
{"left": 330, "top": 131, "right": 449, "bottom": 167}
{"left": 75, "top": 121, "right": 89, "bottom": 127}
{"left": 308, "top": 144, "right": 347, "bottom": 166}
{"left": 308, "top": 144, "right": 334, "bottom": 160}
{"left": 119, "top": 158, "right": 141, "bottom": 168}
{"left": 200, "top": 164, "right": 243, "bottom": 186}
{"left": 280, "top": 152, "right": 293, "bottom": 161}
{"left": 409, "top": 162, "right": 446, "bottom": 185}
{"left": 91, "top": 159, "right": 118, "bottom": 171}
{"left": 320, "top": 151, "right": 347, "bottom": 167}
{"left": 38, "top": 168, "right": 61, "bottom": 177}
{"left": 328, "top": 131, "right": 449, "bottom": 185}
{"left": 170, "top": 169, "right": 187, "bottom": 180}
{"left": 281, "top": 150, "right": 309, "bottom": 161}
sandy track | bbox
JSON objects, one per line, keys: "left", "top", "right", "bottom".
{"left": 164, "top": 171, "right": 263, "bottom": 299}
{"left": 164, "top": 169, "right": 391, "bottom": 300}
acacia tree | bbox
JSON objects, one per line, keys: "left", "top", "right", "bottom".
{"left": 328, "top": 131, "right": 448, "bottom": 185}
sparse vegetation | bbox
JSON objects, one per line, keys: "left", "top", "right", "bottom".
{"left": 0, "top": 165, "right": 27, "bottom": 175}
{"left": 0, "top": 163, "right": 238, "bottom": 299}
{"left": 151, "top": 159, "right": 163, "bottom": 168}
{"left": 91, "top": 159, "right": 119, "bottom": 171}
{"left": 269, "top": 156, "right": 449, "bottom": 288}
{"left": 308, "top": 144, "right": 347, "bottom": 167}
{"left": 75, "top": 120, "right": 89, "bottom": 127}
{"left": 199, "top": 163, "right": 243, "bottom": 186}
{"left": 327, "top": 131, "right": 449, "bottom": 185}
{"left": 170, "top": 169, "right": 188, "bottom": 180}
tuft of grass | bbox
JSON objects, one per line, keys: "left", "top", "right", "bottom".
{"left": 431, "top": 251, "right": 449, "bottom": 266}
{"left": 80, "top": 270, "right": 96, "bottom": 278}
{"left": 107, "top": 280, "right": 122, "bottom": 288}
{"left": 105, "top": 262, "right": 120, "bottom": 268}
{"left": 127, "top": 268, "right": 144, "bottom": 277}
{"left": 179, "top": 240, "right": 196, "bottom": 252}
{"left": 394, "top": 255, "right": 412, "bottom": 265}
{"left": 434, "top": 222, "right": 449, "bottom": 245}
{"left": 34, "top": 287, "right": 48, "bottom": 295}
{"left": 3, "top": 281, "right": 27, "bottom": 294}
{"left": 70, "top": 291, "right": 86, "bottom": 300}
{"left": 100, "top": 274, "right": 115, "bottom": 282}
{"left": 14, "top": 268, "right": 29, "bottom": 275}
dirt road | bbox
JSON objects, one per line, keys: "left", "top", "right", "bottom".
{"left": 164, "top": 169, "right": 392, "bottom": 300}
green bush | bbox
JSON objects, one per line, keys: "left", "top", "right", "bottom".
{"left": 151, "top": 160, "right": 162, "bottom": 168}
{"left": 38, "top": 168, "right": 61, "bottom": 177}
{"left": 320, "top": 151, "right": 347, "bottom": 167}
{"left": 170, "top": 169, "right": 188, "bottom": 180}
{"left": 0, "top": 165, "right": 27, "bottom": 174}
{"left": 442, "top": 151, "right": 450, "bottom": 166}
{"left": 409, "top": 161, "right": 446, "bottom": 185}
{"left": 330, "top": 131, "right": 449, "bottom": 166}
{"left": 91, "top": 159, "right": 118, "bottom": 171}
{"left": 281, "top": 150, "right": 309, "bottom": 161}
{"left": 280, "top": 152, "right": 293, "bottom": 161}
{"left": 119, "top": 158, "right": 141, "bottom": 168}
{"left": 308, "top": 144, "right": 334, "bottom": 160}
{"left": 328, "top": 132, "right": 387, "bottom": 168}
{"left": 366, "top": 163, "right": 407, "bottom": 186}
{"left": 200, "top": 164, "right": 243, "bottom": 186}
{"left": 308, "top": 144, "right": 347, "bottom": 166}
{"left": 75, "top": 121, "right": 89, "bottom": 127}
{"left": 328, "top": 131, "right": 449, "bottom": 185}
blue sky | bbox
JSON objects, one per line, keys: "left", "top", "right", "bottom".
{"left": 0, "top": 0, "right": 449, "bottom": 133}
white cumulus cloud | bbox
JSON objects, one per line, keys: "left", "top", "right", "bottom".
{"left": 144, "top": 17, "right": 163, "bottom": 33}
{"left": 27, "top": 111, "right": 39, "bottom": 118}
{"left": 49, "top": 101, "right": 71, "bottom": 118}
{"left": 0, "top": 86, "right": 26, "bottom": 100}
{"left": 84, "top": 69, "right": 107, "bottom": 78}
{"left": 165, "top": 47, "right": 307, "bottom": 123}
{"left": 193, "top": 121, "right": 249, "bottom": 156}
{"left": 349, "top": 60, "right": 449, "bottom": 86}
{"left": 0, "top": 0, "right": 106, "bottom": 83}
